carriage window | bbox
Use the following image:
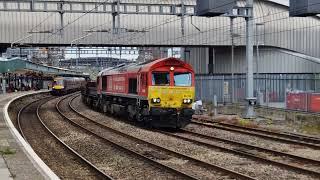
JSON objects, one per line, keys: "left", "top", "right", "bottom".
{"left": 174, "top": 73, "right": 192, "bottom": 86}
{"left": 152, "top": 72, "right": 170, "bottom": 86}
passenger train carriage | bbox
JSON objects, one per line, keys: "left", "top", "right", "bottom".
{"left": 82, "top": 57, "right": 195, "bottom": 128}
{"left": 51, "top": 76, "right": 86, "bottom": 95}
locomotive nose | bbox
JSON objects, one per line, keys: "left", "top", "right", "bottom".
{"left": 148, "top": 86, "right": 195, "bottom": 109}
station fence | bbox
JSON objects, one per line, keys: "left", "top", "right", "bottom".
{"left": 195, "top": 74, "right": 320, "bottom": 110}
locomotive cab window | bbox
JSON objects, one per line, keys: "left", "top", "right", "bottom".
{"left": 53, "top": 79, "right": 64, "bottom": 86}
{"left": 152, "top": 72, "right": 170, "bottom": 86}
{"left": 174, "top": 72, "right": 192, "bottom": 86}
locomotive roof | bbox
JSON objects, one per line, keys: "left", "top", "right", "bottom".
{"left": 98, "top": 57, "right": 193, "bottom": 76}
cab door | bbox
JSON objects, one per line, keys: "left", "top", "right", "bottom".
{"left": 139, "top": 73, "right": 147, "bottom": 96}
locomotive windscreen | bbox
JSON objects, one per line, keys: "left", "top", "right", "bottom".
{"left": 53, "top": 79, "right": 64, "bottom": 86}
{"left": 174, "top": 73, "right": 192, "bottom": 87}
{"left": 152, "top": 72, "right": 170, "bottom": 86}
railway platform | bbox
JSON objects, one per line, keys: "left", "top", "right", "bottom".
{"left": 0, "top": 91, "right": 49, "bottom": 180}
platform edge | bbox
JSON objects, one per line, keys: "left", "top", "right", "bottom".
{"left": 2, "top": 91, "right": 60, "bottom": 180}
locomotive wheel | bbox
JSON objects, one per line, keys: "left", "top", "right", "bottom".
{"left": 136, "top": 113, "right": 143, "bottom": 122}
{"left": 86, "top": 97, "right": 90, "bottom": 105}
{"left": 128, "top": 112, "right": 136, "bottom": 121}
{"left": 94, "top": 101, "right": 99, "bottom": 110}
{"left": 103, "top": 104, "right": 108, "bottom": 113}
{"left": 110, "top": 105, "right": 114, "bottom": 115}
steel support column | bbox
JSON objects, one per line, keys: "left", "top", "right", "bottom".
{"left": 117, "top": 0, "right": 120, "bottom": 34}
{"left": 112, "top": 14, "right": 116, "bottom": 34}
{"left": 208, "top": 47, "right": 214, "bottom": 74}
{"left": 59, "top": 13, "right": 64, "bottom": 36}
{"left": 245, "top": 0, "right": 256, "bottom": 118}
{"left": 112, "top": 0, "right": 120, "bottom": 34}
{"left": 180, "top": 0, "right": 185, "bottom": 59}
{"left": 77, "top": 47, "right": 80, "bottom": 69}
{"left": 1, "top": 78, "right": 6, "bottom": 94}
{"left": 59, "top": 0, "right": 64, "bottom": 37}
{"left": 230, "top": 17, "right": 235, "bottom": 103}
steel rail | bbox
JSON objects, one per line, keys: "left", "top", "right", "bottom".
{"left": 181, "top": 129, "right": 320, "bottom": 165}
{"left": 17, "top": 98, "right": 44, "bottom": 141}
{"left": 158, "top": 129, "right": 320, "bottom": 178}
{"left": 193, "top": 117, "right": 320, "bottom": 143}
{"left": 66, "top": 94, "right": 256, "bottom": 180}
{"left": 218, "top": 121, "right": 320, "bottom": 143}
{"left": 37, "top": 95, "right": 114, "bottom": 180}
{"left": 197, "top": 117, "right": 320, "bottom": 144}
{"left": 191, "top": 121, "right": 320, "bottom": 149}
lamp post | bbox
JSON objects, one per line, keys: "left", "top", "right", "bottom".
{"left": 255, "top": 22, "right": 265, "bottom": 102}
{"left": 230, "top": 17, "right": 241, "bottom": 103}
{"left": 231, "top": 17, "right": 235, "bottom": 104}
{"left": 244, "top": 0, "right": 256, "bottom": 118}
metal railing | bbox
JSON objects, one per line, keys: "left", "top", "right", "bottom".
{"left": 195, "top": 74, "right": 319, "bottom": 106}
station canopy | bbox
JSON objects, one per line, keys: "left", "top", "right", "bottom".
{"left": 0, "top": 57, "right": 84, "bottom": 76}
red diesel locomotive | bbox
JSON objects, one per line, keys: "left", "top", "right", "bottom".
{"left": 82, "top": 57, "right": 195, "bottom": 128}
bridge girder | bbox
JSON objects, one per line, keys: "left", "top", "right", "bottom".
{"left": 0, "top": 0, "right": 195, "bottom": 15}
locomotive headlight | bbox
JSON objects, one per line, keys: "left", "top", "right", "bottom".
{"left": 183, "top": 99, "right": 192, "bottom": 104}
{"left": 152, "top": 98, "right": 161, "bottom": 104}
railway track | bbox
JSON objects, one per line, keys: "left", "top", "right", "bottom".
{"left": 17, "top": 97, "right": 52, "bottom": 140}
{"left": 196, "top": 117, "right": 320, "bottom": 144}
{"left": 222, "top": 104, "right": 320, "bottom": 140}
{"left": 57, "top": 94, "right": 199, "bottom": 180}
{"left": 159, "top": 129, "right": 320, "bottom": 177}
{"left": 65, "top": 94, "right": 256, "bottom": 180}
{"left": 71, "top": 94, "right": 320, "bottom": 179}
{"left": 191, "top": 119, "right": 320, "bottom": 150}
{"left": 17, "top": 95, "right": 113, "bottom": 179}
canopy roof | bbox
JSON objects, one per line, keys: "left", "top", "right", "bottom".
{"left": 0, "top": 57, "right": 84, "bottom": 76}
